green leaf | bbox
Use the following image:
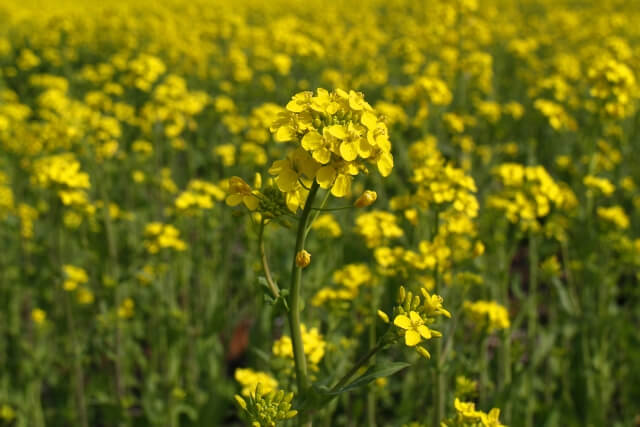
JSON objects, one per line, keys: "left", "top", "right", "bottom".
{"left": 327, "top": 362, "right": 411, "bottom": 395}
{"left": 551, "top": 277, "right": 577, "bottom": 315}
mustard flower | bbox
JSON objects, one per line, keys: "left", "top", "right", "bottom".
{"left": 295, "top": 250, "right": 311, "bottom": 268}
{"left": 394, "top": 311, "right": 432, "bottom": 346}
{"left": 270, "top": 88, "right": 393, "bottom": 198}
{"left": 226, "top": 176, "right": 259, "bottom": 211}
{"left": 354, "top": 190, "right": 377, "bottom": 207}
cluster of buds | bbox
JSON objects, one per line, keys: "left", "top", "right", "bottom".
{"left": 234, "top": 384, "right": 298, "bottom": 427}
{"left": 226, "top": 176, "right": 292, "bottom": 219}
{"left": 378, "top": 285, "right": 451, "bottom": 359}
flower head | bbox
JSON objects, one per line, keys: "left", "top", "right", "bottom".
{"left": 394, "top": 311, "right": 432, "bottom": 346}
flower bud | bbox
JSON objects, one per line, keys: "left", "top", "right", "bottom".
{"left": 295, "top": 250, "right": 311, "bottom": 268}
{"left": 473, "top": 241, "right": 485, "bottom": 257}
{"left": 416, "top": 346, "right": 431, "bottom": 359}
{"left": 234, "top": 395, "right": 247, "bottom": 410}
{"left": 354, "top": 190, "right": 377, "bottom": 208}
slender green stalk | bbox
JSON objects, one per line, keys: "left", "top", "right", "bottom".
{"left": 310, "top": 206, "right": 351, "bottom": 212}
{"left": 330, "top": 341, "right": 385, "bottom": 394}
{"left": 28, "top": 380, "right": 45, "bottom": 427}
{"left": 288, "top": 181, "right": 320, "bottom": 401}
{"left": 64, "top": 293, "right": 89, "bottom": 427}
{"left": 479, "top": 334, "right": 489, "bottom": 407}
{"left": 432, "top": 210, "right": 445, "bottom": 426}
{"left": 498, "top": 241, "right": 512, "bottom": 422}
{"left": 99, "top": 183, "right": 126, "bottom": 411}
{"left": 55, "top": 208, "right": 88, "bottom": 427}
{"left": 258, "top": 219, "right": 280, "bottom": 299}
{"left": 367, "top": 285, "right": 378, "bottom": 427}
{"left": 305, "top": 188, "right": 331, "bottom": 238}
{"left": 525, "top": 232, "right": 539, "bottom": 427}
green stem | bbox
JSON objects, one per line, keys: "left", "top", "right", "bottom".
{"left": 65, "top": 293, "right": 89, "bottom": 427}
{"left": 330, "top": 341, "right": 385, "bottom": 394}
{"left": 288, "top": 181, "right": 320, "bottom": 401}
{"left": 310, "top": 206, "right": 351, "bottom": 212}
{"left": 258, "top": 220, "right": 280, "bottom": 299}
{"left": 526, "top": 232, "right": 539, "bottom": 427}
{"left": 499, "top": 241, "right": 512, "bottom": 422}
{"left": 432, "top": 210, "right": 445, "bottom": 426}
{"left": 479, "top": 334, "right": 489, "bottom": 407}
{"left": 305, "top": 188, "right": 331, "bottom": 238}
{"left": 99, "top": 183, "right": 125, "bottom": 411}
{"left": 367, "top": 286, "right": 378, "bottom": 427}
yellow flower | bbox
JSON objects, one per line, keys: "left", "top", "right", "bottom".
{"left": 226, "top": 177, "right": 259, "bottom": 211}
{"left": 295, "top": 250, "right": 311, "bottom": 268}
{"left": 117, "top": 298, "right": 135, "bottom": 319}
{"left": 269, "top": 148, "right": 319, "bottom": 192}
{"left": 270, "top": 88, "right": 394, "bottom": 199}
{"left": 316, "top": 161, "right": 359, "bottom": 197}
{"left": 463, "top": 300, "right": 510, "bottom": 332}
{"left": 354, "top": 190, "right": 377, "bottom": 208}
{"left": 597, "top": 205, "right": 629, "bottom": 229}
{"left": 311, "top": 214, "right": 341, "bottom": 237}
{"left": 234, "top": 368, "right": 278, "bottom": 397}
{"left": 32, "top": 308, "right": 46, "bottom": 325}
{"left": 394, "top": 311, "right": 432, "bottom": 347}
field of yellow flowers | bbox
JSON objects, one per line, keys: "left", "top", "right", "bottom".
{"left": 1, "top": 0, "right": 640, "bottom": 426}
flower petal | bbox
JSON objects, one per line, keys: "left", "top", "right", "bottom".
{"left": 404, "top": 330, "right": 421, "bottom": 346}
{"left": 243, "top": 195, "right": 259, "bottom": 211}
{"left": 377, "top": 152, "right": 394, "bottom": 177}
{"left": 276, "top": 169, "right": 299, "bottom": 192}
{"left": 316, "top": 166, "right": 336, "bottom": 189}
{"left": 409, "top": 311, "right": 422, "bottom": 323}
{"left": 327, "top": 125, "right": 348, "bottom": 139}
{"left": 302, "top": 131, "right": 323, "bottom": 151}
{"left": 340, "top": 140, "right": 358, "bottom": 161}
{"left": 275, "top": 126, "right": 295, "bottom": 142}
{"left": 417, "top": 325, "right": 432, "bottom": 340}
{"left": 361, "top": 111, "right": 377, "bottom": 130}
{"left": 331, "top": 174, "right": 351, "bottom": 197}
{"left": 393, "top": 314, "right": 411, "bottom": 330}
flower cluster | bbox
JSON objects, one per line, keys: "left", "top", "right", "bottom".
{"left": 117, "top": 298, "right": 135, "bottom": 319}
{"left": 143, "top": 222, "right": 187, "bottom": 253}
{"left": 31, "top": 153, "right": 91, "bottom": 204}
{"left": 463, "top": 300, "right": 510, "bottom": 332}
{"left": 441, "top": 398, "right": 506, "bottom": 427}
{"left": 234, "top": 385, "right": 298, "bottom": 427}
{"left": 378, "top": 285, "right": 451, "bottom": 359}
{"left": 235, "top": 368, "right": 279, "bottom": 397}
{"left": 310, "top": 214, "right": 342, "bottom": 238}
{"left": 62, "top": 265, "right": 94, "bottom": 305}
{"left": 270, "top": 88, "right": 393, "bottom": 201}
{"left": 583, "top": 175, "right": 615, "bottom": 196}
{"left": 587, "top": 58, "right": 637, "bottom": 118}
{"left": 175, "top": 179, "right": 225, "bottom": 214}
{"left": 312, "top": 264, "right": 373, "bottom": 307}
{"left": 533, "top": 99, "right": 577, "bottom": 131}
{"left": 355, "top": 211, "right": 404, "bottom": 248}
{"left": 272, "top": 324, "right": 326, "bottom": 370}
{"left": 597, "top": 205, "right": 630, "bottom": 230}
{"left": 488, "top": 163, "right": 576, "bottom": 232}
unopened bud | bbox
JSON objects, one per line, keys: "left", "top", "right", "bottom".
{"left": 295, "top": 250, "right": 311, "bottom": 268}
{"left": 354, "top": 190, "right": 377, "bottom": 208}
{"left": 416, "top": 346, "right": 431, "bottom": 359}
{"left": 397, "top": 286, "right": 406, "bottom": 304}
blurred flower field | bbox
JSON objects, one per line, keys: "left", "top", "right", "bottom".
{"left": 1, "top": 0, "right": 640, "bottom": 426}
